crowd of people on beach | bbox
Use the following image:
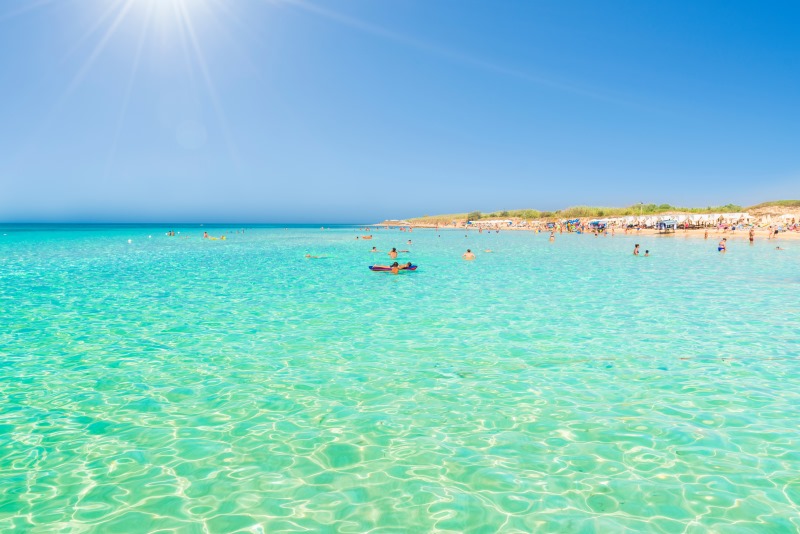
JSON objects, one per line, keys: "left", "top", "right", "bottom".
{"left": 425, "top": 212, "right": 799, "bottom": 234}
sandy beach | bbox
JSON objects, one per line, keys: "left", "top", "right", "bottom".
{"left": 381, "top": 222, "right": 800, "bottom": 241}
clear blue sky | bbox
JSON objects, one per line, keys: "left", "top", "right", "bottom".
{"left": 1, "top": 0, "right": 798, "bottom": 222}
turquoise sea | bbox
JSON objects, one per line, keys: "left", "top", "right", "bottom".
{"left": 1, "top": 224, "right": 799, "bottom": 533}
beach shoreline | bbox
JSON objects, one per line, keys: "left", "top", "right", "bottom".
{"left": 377, "top": 222, "right": 800, "bottom": 241}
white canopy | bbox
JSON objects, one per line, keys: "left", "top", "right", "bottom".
{"left": 475, "top": 219, "right": 512, "bottom": 225}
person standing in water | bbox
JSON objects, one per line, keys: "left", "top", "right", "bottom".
{"left": 388, "top": 248, "right": 398, "bottom": 259}
{"left": 462, "top": 249, "right": 475, "bottom": 260}
{"left": 749, "top": 228, "right": 755, "bottom": 244}
{"left": 633, "top": 244, "right": 640, "bottom": 256}
{"left": 718, "top": 238, "right": 727, "bottom": 252}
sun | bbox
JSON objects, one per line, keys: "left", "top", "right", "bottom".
{"left": 54, "top": 0, "right": 241, "bottom": 166}
{"left": 125, "top": 0, "right": 212, "bottom": 36}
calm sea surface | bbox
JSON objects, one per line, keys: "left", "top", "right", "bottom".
{"left": 1, "top": 224, "right": 799, "bottom": 532}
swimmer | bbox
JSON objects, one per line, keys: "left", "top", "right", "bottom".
{"left": 388, "top": 247, "right": 398, "bottom": 259}
{"left": 644, "top": 250, "right": 650, "bottom": 257}
{"left": 370, "top": 247, "right": 379, "bottom": 253}
{"left": 407, "top": 240, "right": 412, "bottom": 245}
{"left": 391, "top": 261, "right": 400, "bottom": 275}
{"left": 305, "top": 254, "right": 325, "bottom": 259}
{"left": 462, "top": 249, "right": 475, "bottom": 260}
{"left": 633, "top": 244, "right": 640, "bottom": 256}
{"left": 484, "top": 249, "right": 493, "bottom": 253}
{"left": 203, "top": 231, "right": 209, "bottom": 239}
{"left": 776, "top": 246, "right": 784, "bottom": 251}
{"left": 718, "top": 238, "right": 727, "bottom": 252}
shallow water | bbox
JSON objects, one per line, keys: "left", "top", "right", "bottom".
{"left": 1, "top": 224, "right": 799, "bottom": 532}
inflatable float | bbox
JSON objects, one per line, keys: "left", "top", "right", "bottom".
{"left": 369, "top": 265, "right": 417, "bottom": 272}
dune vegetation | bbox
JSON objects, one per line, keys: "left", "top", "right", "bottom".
{"left": 406, "top": 201, "right": 799, "bottom": 223}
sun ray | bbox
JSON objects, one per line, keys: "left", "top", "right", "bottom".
{"left": 206, "top": 0, "right": 266, "bottom": 48}
{"left": 281, "top": 0, "right": 637, "bottom": 106}
{"left": 62, "top": 0, "right": 127, "bottom": 63}
{"left": 104, "top": 0, "right": 154, "bottom": 177}
{"left": 64, "top": 0, "right": 138, "bottom": 98}
{"left": 7, "top": 0, "right": 137, "bottom": 171}
{"left": 170, "top": 0, "right": 199, "bottom": 89}
{"left": 175, "top": 0, "right": 242, "bottom": 168}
